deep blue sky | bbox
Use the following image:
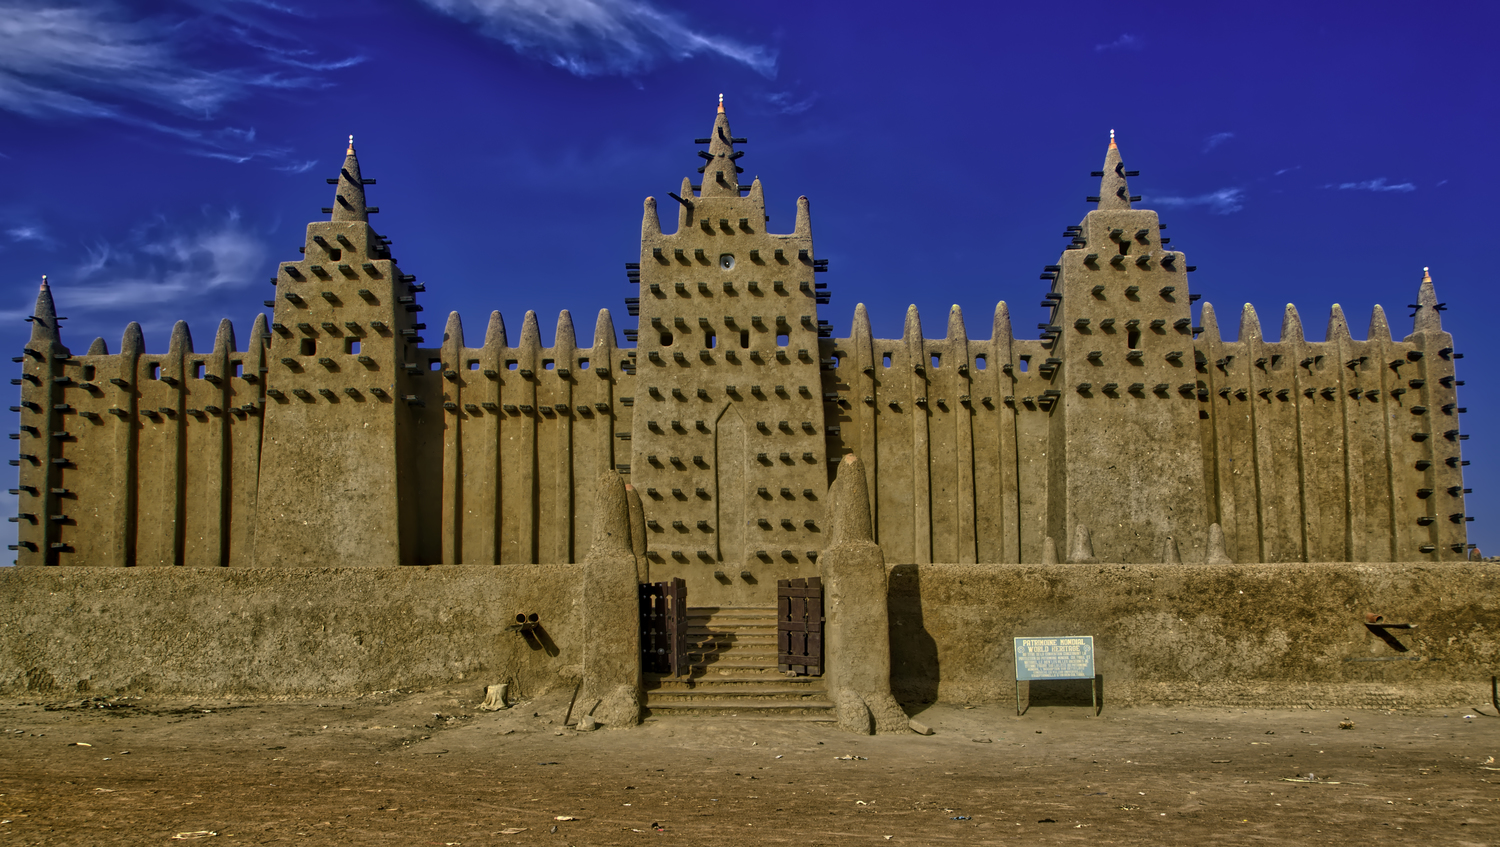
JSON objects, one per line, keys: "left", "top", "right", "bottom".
{"left": 1, "top": 0, "right": 1495, "bottom": 556}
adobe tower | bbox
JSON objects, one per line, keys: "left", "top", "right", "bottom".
{"left": 632, "top": 95, "right": 828, "bottom": 604}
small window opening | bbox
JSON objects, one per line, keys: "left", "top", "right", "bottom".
{"left": 194, "top": 362, "right": 205, "bottom": 379}
{"left": 830, "top": 354, "right": 840, "bottom": 368}
{"left": 300, "top": 338, "right": 316, "bottom": 356}
{"left": 543, "top": 359, "right": 555, "bottom": 370}
{"left": 975, "top": 355, "right": 987, "bottom": 371}
{"left": 468, "top": 360, "right": 480, "bottom": 370}
{"left": 507, "top": 360, "right": 518, "bottom": 370}
{"left": 883, "top": 353, "right": 892, "bottom": 368}
{"left": 1019, "top": 356, "right": 1030, "bottom": 373}
{"left": 579, "top": 358, "right": 590, "bottom": 369}
{"left": 1271, "top": 354, "right": 1283, "bottom": 370}
{"left": 705, "top": 330, "right": 717, "bottom": 349}
{"left": 1313, "top": 355, "right": 1325, "bottom": 370}
{"left": 83, "top": 365, "right": 95, "bottom": 381}
{"left": 346, "top": 338, "right": 361, "bottom": 355}
{"left": 149, "top": 362, "right": 161, "bottom": 380}
{"left": 232, "top": 362, "right": 243, "bottom": 378}
{"left": 739, "top": 331, "right": 750, "bottom": 348}
{"left": 1127, "top": 329, "right": 1141, "bottom": 349}
{"left": 660, "top": 331, "right": 674, "bottom": 346}
{"left": 931, "top": 354, "right": 941, "bottom": 369}
{"left": 1118, "top": 241, "right": 1130, "bottom": 255}
{"left": 328, "top": 248, "right": 342, "bottom": 261}
{"left": 776, "top": 332, "right": 789, "bottom": 346}
{"left": 429, "top": 359, "right": 442, "bottom": 371}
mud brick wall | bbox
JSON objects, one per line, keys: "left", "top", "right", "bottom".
{"left": 887, "top": 562, "right": 1500, "bottom": 709}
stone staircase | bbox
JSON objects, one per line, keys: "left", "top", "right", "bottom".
{"left": 643, "top": 606, "right": 833, "bottom": 720}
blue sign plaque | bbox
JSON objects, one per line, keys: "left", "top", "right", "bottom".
{"left": 1013, "top": 636, "right": 1095, "bottom": 681}
{"left": 1013, "top": 636, "right": 1097, "bottom": 715}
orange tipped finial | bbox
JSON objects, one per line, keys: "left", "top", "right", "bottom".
{"left": 717, "top": 92, "right": 724, "bottom": 113}
{"left": 1109, "top": 128, "right": 1117, "bottom": 150}
{"left": 1422, "top": 266, "right": 1431, "bottom": 283}
{"left": 346, "top": 134, "right": 355, "bottom": 155}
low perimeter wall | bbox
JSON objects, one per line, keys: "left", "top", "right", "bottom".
{"left": 2, "top": 562, "right": 1496, "bottom": 709}
{"left": 889, "top": 562, "right": 1500, "bottom": 709}
{"left": 0, "top": 566, "right": 583, "bottom": 699}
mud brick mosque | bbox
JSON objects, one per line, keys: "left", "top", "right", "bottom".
{"left": 1, "top": 99, "right": 1483, "bottom": 722}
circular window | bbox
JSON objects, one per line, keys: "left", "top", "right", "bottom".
{"left": 719, "top": 253, "right": 735, "bottom": 270}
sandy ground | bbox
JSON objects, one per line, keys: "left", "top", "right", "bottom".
{"left": 2, "top": 688, "right": 1498, "bottom": 846}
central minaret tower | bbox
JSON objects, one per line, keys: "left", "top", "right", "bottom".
{"left": 632, "top": 97, "right": 827, "bottom": 603}
{"left": 1047, "top": 133, "right": 1210, "bottom": 561}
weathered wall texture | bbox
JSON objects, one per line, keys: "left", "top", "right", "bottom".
{"left": 2, "top": 562, "right": 1493, "bottom": 709}
{"left": 889, "top": 562, "right": 1499, "bottom": 709}
{"left": 0, "top": 566, "right": 582, "bottom": 698}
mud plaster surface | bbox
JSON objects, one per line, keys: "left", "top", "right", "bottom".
{"left": 2, "top": 689, "right": 1498, "bottom": 845}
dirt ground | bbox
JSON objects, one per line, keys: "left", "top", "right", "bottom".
{"left": 2, "top": 688, "right": 1498, "bottom": 846}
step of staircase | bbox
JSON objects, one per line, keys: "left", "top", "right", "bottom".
{"left": 645, "top": 605, "right": 828, "bottom": 720}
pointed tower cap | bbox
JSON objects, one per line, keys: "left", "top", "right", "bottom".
{"left": 347, "top": 134, "right": 355, "bottom": 155}
{"left": 717, "top": 92, "right": 724, "bottom": 113}
{"left": 1109, "top": 128, "right": 1117, "bottom": 149}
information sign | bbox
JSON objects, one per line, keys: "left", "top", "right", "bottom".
{"left": 1013, "top": 636, "right": 1096, "bottom": 715}
{"left": 1013, "top": 636, "right": 1095, "bottom": 681}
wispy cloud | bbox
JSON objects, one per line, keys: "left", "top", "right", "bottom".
{"left": 420, "top": 0, "right": 778, "bottom": 77}
{"left": 1153, "top": 188, "right": 1246, "bottom": 215}
{"left": 59, "top": 210, "right": 271, "bottom": 312}
{"left": 1202, "top": 132, "right": 1234, "bottom": 153}
{"left": 1325, "top": 178, "right": 1416, "bottom": 192}
{"left": 6, "top": 224, "right": 55, "bottom": 248}
{"left": 1095, "top": 33, "right": 1142, "bottom": 52}
{"left": 762, "top": 89, "right": 817, "bottom": 115}
{"left": 0, "top": 2, "right": 359, "bottom": 165}
{"left": 1274, "top": 165, "right": 1301, "bottom": 176}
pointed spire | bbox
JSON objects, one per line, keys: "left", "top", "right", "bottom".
{"left": 28, "top": 275, "right": 60, "bottom": 345}
{"left": 519, "top": 310, "right": 541, "bottom": 350}
{"left": 642, "top": 196, "right": 660, "bottom": 238}
{"left": 1068, "top": 524, "right": 1099, "bottom": 564}
{"left": 587, "top": 469, "right": 632, "bottom": 557}
{"left": 1368, "top": 304, "right": 1392, "bottom": 342}
{"left": 250, "top": 312, "right": 270, "bottom": 346}
{"left": 1238, "top": 303, "right": 1262, "bottom": 344}
{"left": 1096, "top": 130, "right": 1133, "bottom": 211}
{"left": 700, "top": 97, "right": 741, "bottom": 197}
{"left": 169, "top": 320, "right": 193, "bottom": 354}
{"left": 827, "top": 455, "right": 875, "bottom": 547}
{"left": 554, "top": 309, "right": 576, "bottom": 352}
{"left": 120, "top": 322, "right": 144, "bottom": 358}
{"left": 1413, "top": 266, "right": 1443, "bottom": 334}
{"left": 443, "top": 311, "right": 464, "bottom": 347}
{"left": 992, "top": 301, "right": 1013, "bottom": 345}
{"left": 1205, "top": 522, "right": 1234, "bottom": 564}
{"left": 1280, "top": 304, "right": 1304, "bottom": 344}
{"left": 1041, "top": 536, "right": 1058, "bottom": 565}
{"left": 1198, "top": 302, "right": 1222, "bottom": 344}
{"left": 213, "top": 318, "right": 236, "bottom": 353}
{"left": 1160, "top": 535, "right": 1181, "bottom": 564}
{"left": 591, "top": 308, "right": 615, "bottom": 351}
{"left": 794, "top": 196, "right": 811, "bottom": 238}
{"left": 945, "top": 305, "right": 967, "bottom": 344}
{"left": 1326, "top": 304, "right": 1350, "bottom": 342}
{"left": 87, "top": 337, "right": 108, "bottom": 356}
{"left": 331, "top": 134, "right": 367, "bottom": 223}
{"left": 903, "top": 304, "right": 924, "bottom": 366}
{"left": 484, "top": 310, "right": 508, "bottom": 350}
